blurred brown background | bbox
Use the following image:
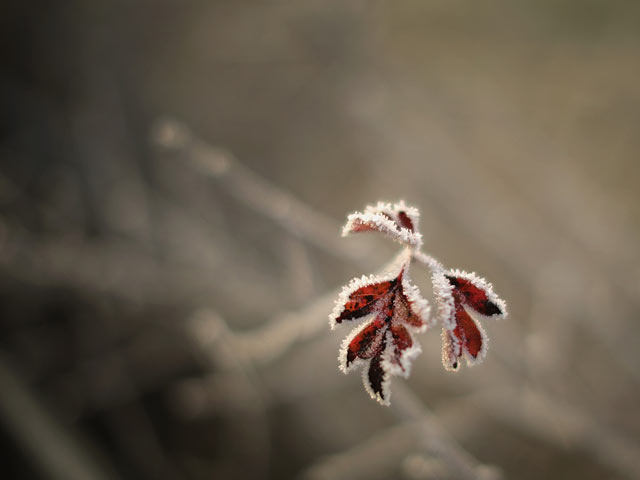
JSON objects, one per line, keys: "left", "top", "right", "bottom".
{"left": 1, "top": 1, "right": 640, "bottom": 479}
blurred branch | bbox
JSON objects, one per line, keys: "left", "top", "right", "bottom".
{"left": 466, "top": 387, "right": 640, "bottom": 480}
{"left": 283, "top": 235, "right": 317, "bottom": 302}
{"left": 187, "top": 310, "right": 500, "bottom": 480}
{"left": 391, "top": 384, "right": 501, "bottom": 480}
{"left": 185, "top": 311, "right": 271, "bottom": 475}
{"left": 150, "top": 117, "right": 638, "bottom": 480}
{"left": 392, "top": 101, "right": 640, "bottom": 383}
{"left": 151, "top": 117, "right": 376, "bottom": 267}
{"left": 0, "top": 218, "right": 279, "bottom": 311}
{"left": 0, "top": 353, "right": 118, "bottom": 480}
{"left": 205, "top": 285, "right": 640, "bottom": 479}
{"left": 299, "top": 423, "right": 423, "bottom": 480}
{"left": 222, "top": 292, "right": 336, "bottom": 366}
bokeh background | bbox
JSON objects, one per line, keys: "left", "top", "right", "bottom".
{"left": 2, "top": 1, "right": 640, "bottom": 479}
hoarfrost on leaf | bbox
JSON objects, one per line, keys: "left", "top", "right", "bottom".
{"left": 330, "top": 201, "right": 508, "bottom": 404}
{"left": 331, "top": 252, "right": 430, "bottom": 405}
{"left": 342, "top": 201, "right": 423, "bottom": 247}
{"left": 434, "top": 269, "right": 507, "bottom": 371}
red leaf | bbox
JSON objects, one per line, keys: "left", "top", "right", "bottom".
{"left": 391, "top": 323, "right": 413, "bottom": 351}
{"left": 452, "top": 305, "right": 485, "bottom": 359}
{"left": 397, "top": 211, "right": 414, "bottom": 232}
{"left": 446, "top": 275, "right": 503, "bottom": 317}
{"left": 334, "top": 259, "right": 430, "bottom": 405}
{"left": 435, "top": 270, "right": 505, "bottom": 370}
{"left": 441, "top": 305, "right": 488, "bottom": 371}
{"left": 345, "top": 318, "right": 386, "bottom": 366}
{"left": 397, "top": 289, "right": 427, "bottom": 329}
{"left": 388, "top": 323, "right": 417, "bottom": 373}
{"left": 335, "top": 279, "right": 397, "bottom": 323}
{"left": 366, "top": 353, "right": 387, "bottom": 401}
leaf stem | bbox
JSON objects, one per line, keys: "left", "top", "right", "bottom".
{"left": 412, "top": 249, "right": 445, "bottom": 273}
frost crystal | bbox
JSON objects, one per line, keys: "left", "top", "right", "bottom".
{"left": 330, "top": 201, "right": 507, "bottom": 405}
{"left": 342, "top": 201, "right": 422, "bottom": 247}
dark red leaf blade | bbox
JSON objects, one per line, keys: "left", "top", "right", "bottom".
{"left": 453, "top": 306, "right": 485, "bottom": 359}
{"left": 366, "top": 352, "right": 387, "bottom": 402}
{"left": 445, "top": 274, "right": 505, "bottom": 318}
{"left": 388, "top": 323, "right": 418, "bottom": 373}
{"left": 335, "top": 279, "right": 397, "bottom": 323}
{"left": 397, "top": 211, "right": 414, "bottom": 232}
{"left": 391, "top": 323, "right": 412, "bottom": 351}
{"left": 330, "top": 237, "right": 436, "bottom": 404}
{"left": 345, "top": 318, "right": 387, "bottom": 367}
{"left": 397, "top": 290, "right": 427, "bottom": 330}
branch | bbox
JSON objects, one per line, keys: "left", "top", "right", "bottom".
{"left": 186, "top": 311, "right": 501, "bottom": 479}
{"left": 151, "top": 117, "right": 375, "bottom": 267}
{"left": 300, "top": 423, "right": 429, "bottom": 480}
{"left": 391, "top": 383, "right": 501, "bottom": 480}
{"left": 467, "top": 387, "right": 640, "bottom": 480}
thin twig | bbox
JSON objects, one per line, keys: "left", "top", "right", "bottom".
{"left": 412, "top": 250, "right": 445, "bottom": 272}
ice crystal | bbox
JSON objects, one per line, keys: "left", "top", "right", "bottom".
{"left": 342, "top": 201, "right": 422, "bottom": 247}
{"left": 330, "top": 201, "right": 507, "bottom": 405}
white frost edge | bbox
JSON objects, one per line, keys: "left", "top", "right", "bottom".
{"left": 329, "top": 249, "right": 411, "bottom": 330}
{"left": 338, "top": 318, "right": 379, "bottom": 374}
{"left": 440, "top": 307, "right": 490, "bottom": 371}
{"left": 441, "top": 328, "right": 461, "bottom": 372}
{"left": 382, "top": 329, "right": 422, "bottom": 378}
{"left": 361, "top": 330, "right": 421, "bottom": 406}
{"left": 329, "top": 273, "right": 387, "bottom": 330}
{"left": 431, "top": 269, "right": 457, "bottom": 330}
{"left": 332, "top": 248, "right": 426, "bottom": 406}
{"left": 448, "top": 269, "right": 508, "bottom": 320}
{"left": 361, "top": 357, "right": 390, "bottom": 406}
{"left": 368, "top": 200, "right": 421, "bottom": 234}
{"left": 339, "top": 291, "right": 425, "bottom": 376}
{"left": 342, "top": 201, "right": 423, "bottom": 247}
{"left": 401, "top": 272, "right": 432, "bottom": 331}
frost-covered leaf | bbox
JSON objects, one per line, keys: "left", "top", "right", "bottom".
{"left": 434, "top": 269, "right": 507, "bottom": 371}
{"left": 342, "top": 201, "right": 422, "bottom": 247}
{"left": 446, "top": 271, "right": 506, "bottom": 320}
{"left": 331, "top": 254, "right": 430, "bottom": 405}
{"left": 330, "top": 201, "right": 508, "bottom": 404}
